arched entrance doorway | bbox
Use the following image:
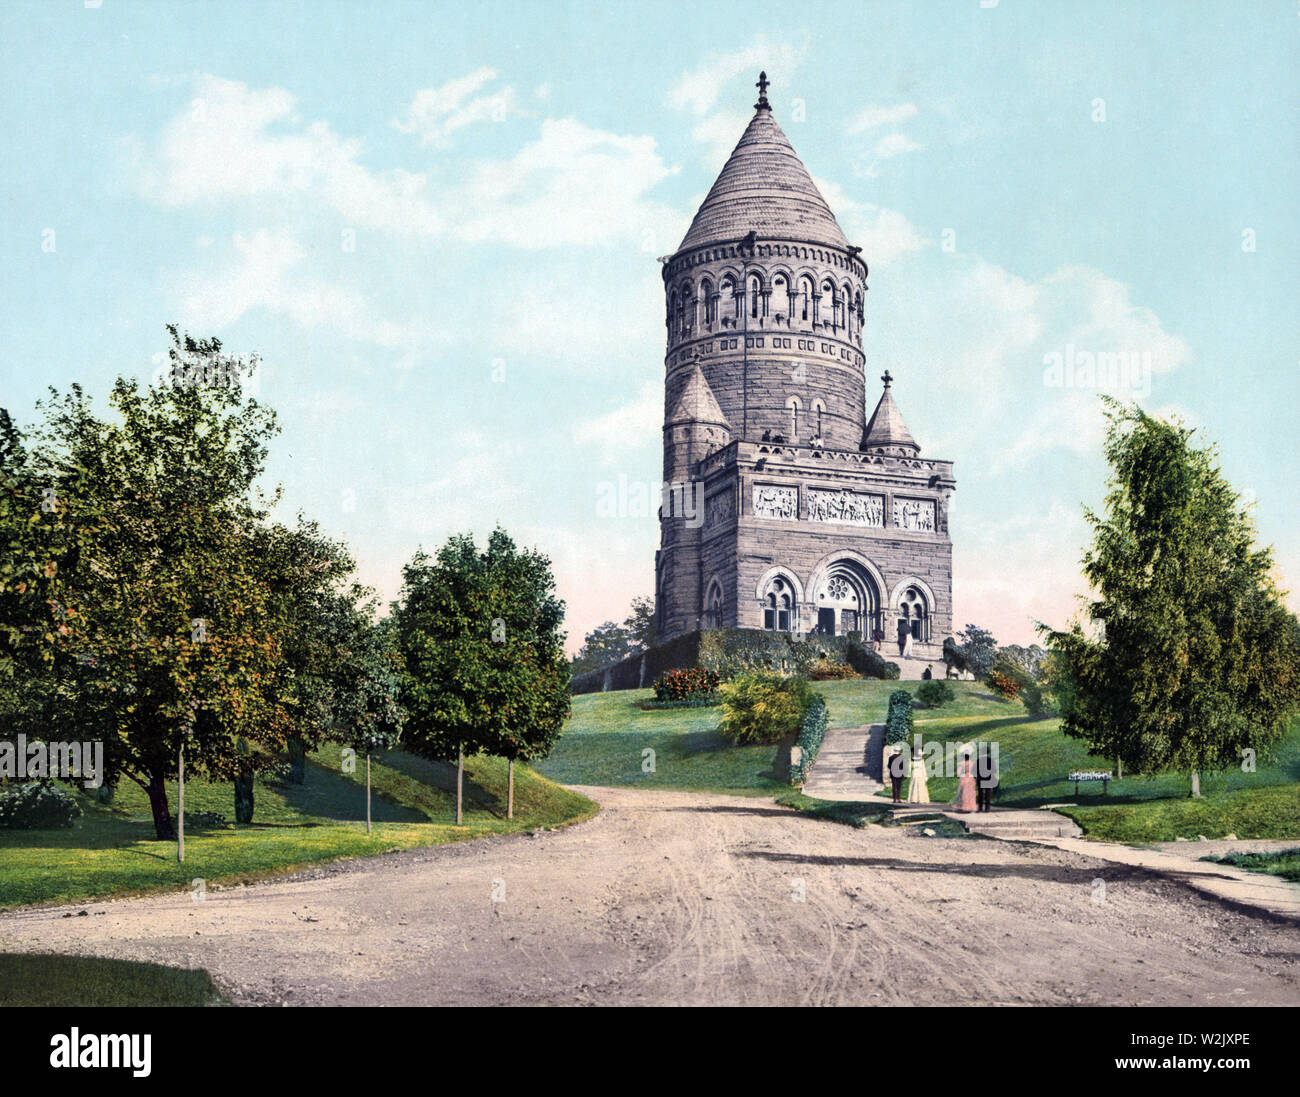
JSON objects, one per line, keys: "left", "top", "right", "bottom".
{"left": 811, "top": 559, "right": 881, "bottom": 638}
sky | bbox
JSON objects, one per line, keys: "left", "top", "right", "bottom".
{"left": 1, "top": 0, "right": 1297, "bottom": 652}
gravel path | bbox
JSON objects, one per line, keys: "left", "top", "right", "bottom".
{"left": 1, "top": 787, "right": 1297, "bottom": 1006}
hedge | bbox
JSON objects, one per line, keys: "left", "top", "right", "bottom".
{"left": 884, "top": 688, "right": 915, "bottom": 746}
{"left": 788, "top": 696, "right": 829, "bottom": 786}
{"left": 571, "top": 628, "right": 901, "bottom": 694}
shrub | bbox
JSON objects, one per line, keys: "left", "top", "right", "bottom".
{"left": 807, "top": 658, "right": 857, "bottom": 681}
{"left": 653, "top": 667, "right": 720, "bottom": 702}
{"left": 170, "top": 810, "right": 227, "bottom": 828}
{"left": 846, "top": 639, "right": 901, "bottom": 680}
{"left": 884, "top": 689, "right": 915, "bottom": 746}
{"left": 719, "top": 672, "right": 816, "bottom": 745}
{"left": 788, "top": 696, "right": 829, "bottom": 785}
{"left": 986, "top": 669, "right": 1022, "bottom": 700}
{"left": 0, "top": 782, "right": 82, "bottom": 829}
{"left": 916, "top": 679, "right": 956, "bottom": 707}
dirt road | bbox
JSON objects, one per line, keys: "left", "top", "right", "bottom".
{"left": 2, "top": 787, "right": 1297, "bottom": 1006}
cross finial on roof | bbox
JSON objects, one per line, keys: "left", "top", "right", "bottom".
{"left": 881, "top": 369, "right": 893, "bottom": 389}
{"left": 755, "top": 71, "right": 770, "bottom": 110}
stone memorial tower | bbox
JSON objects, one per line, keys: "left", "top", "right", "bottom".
{"left": 654, "top": 73, "right": 955, "bottom": 665}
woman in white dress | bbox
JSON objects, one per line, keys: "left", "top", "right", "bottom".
{"left": 906, "top": 747, "right": 929, "bottom": 804}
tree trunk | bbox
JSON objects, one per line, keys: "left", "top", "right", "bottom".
{"left": 146, "top": 773, "right": 175, "bottom": 841}
{"left": 234, "top": 736, "right": 255, "bottom": 823}
{"left": 95, "top": 781, "right": 114, "bottom": 805}
{"left": 1117, "top": 758, "right": 1123, "bottom": 780}
{"left": 456, "top": 744, "right": 464, "bottom": 826}
{"left": 287, "top": 735, "right": 306, "bottom": 785}
{"left": 177, "top": 743, "right": 185, "bottom": 863}
{"left": 508, "top": 757, "right": 514, "bottom": 820}
{"left": 1190, "top": 770, "right": 1201, "bottom": 798}
{"left": 234, "top": 770, "right": 255, "bottom": 824}
{"left": 366, "top": 753, "right": 372, "bottom": 834}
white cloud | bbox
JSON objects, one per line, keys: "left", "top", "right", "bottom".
{"left": 452, "top": 118, "right": 680, "bottom": 249}
{"left": 813, "top": 174, "right": 929, "bottom": 267}
{"left": 689, "top": 108, "right": 750, "bottom": 168}
{"left": 667, "top": 37, "right": 807, "bottom": 117}
{"left": 393, "top": 68, "right": 518, "bottom": 147}
{"left": 855, "top": 132, "right": 926, "bottom": 178}
{"left": 138, "top": 75, "right": 681, "bottom": 252}
{"left": 176, "top": 229, "right": 446, "bottom": 359}
{"left": 140, "top": 75, "right": 446, "bottom": 237}
{"left": 846, "top": 103, "right": 918, "bottom": 134}
{"left": 573, "top": 381, "right": 661, "bottom": 462}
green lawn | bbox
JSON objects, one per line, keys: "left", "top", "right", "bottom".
{"left": 548, "top": 679, "right": 1300, "bottom": 843}
{"left": 1201, "top": 846, "right": 1300, "bottom": 883}
{"left": 538, "top": 689, "right": 790, "bottom": 795}
{"left": 0, "top": 953, "right": 228, "bottom": 1006}
{"left": 0, "top": 750, "right": 597, "bottom": 910}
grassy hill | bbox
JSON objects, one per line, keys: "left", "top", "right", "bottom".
{"left": 0, "top": 749, "right": 596, "bottom": 910}
{"left": 542, "top": 680, "right": 1300, "bottom": 842}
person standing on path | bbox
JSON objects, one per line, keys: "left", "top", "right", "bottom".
{"left": 955, "top": 747, "right": 978, "bottom": 813}
{"left": 888, "top": 747, "right": 907, "bottom": 803}
{"left": 906, "top": 746, "right": 930, "bottom": 804}
{"left": 977, "top": 741, "right": 999, "bottom": 813}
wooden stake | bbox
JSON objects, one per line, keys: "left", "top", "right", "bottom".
{"left": 456, "top": 743, "right": 464, "bottom": 826}
{"left": 366, "top": 752, "right": 372, "bottom": 834}
{"left": 508, "top": 757, "right": 514, "bottom": 820}
{"left": 177, "top": 741, "right": 185, "bottom": 863}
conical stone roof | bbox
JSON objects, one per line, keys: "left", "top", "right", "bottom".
{"left": 863, "top": 375, "right": 919, "bottom": 454}
{"left": 667, "top": 365, "right": 730, "bottom": 426}
{"left": 678, "top": 106, "right": 849, "bottom": 253}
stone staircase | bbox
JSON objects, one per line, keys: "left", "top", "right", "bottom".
{"left": 800, "top": 723, "right": 884, "bottom": 802}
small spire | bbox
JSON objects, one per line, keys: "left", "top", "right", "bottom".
{"left": 755, "top": 71, "right": 770, "bottom": 111}
{"left": 881, "top": 369, "right": 893, "bottom": 389}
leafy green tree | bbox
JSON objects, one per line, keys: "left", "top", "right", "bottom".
{"left": 570, "top": 594, "right": 656, "bottom": 675}
{"left": 956, "top": 625, "right": 998, "bottom": 679}
{"left": 250, "top": 519, "right": 358, "bottom": 788}
{"left": 334, "top": 612, "right": 407, "bottom": 832}
{"left": 17, "top": 330, "right": 283, "bottom": 838}
{"left": 394, "top": 529, "right": 570, "bottom": 821}
{"left": 1044, "top": 402, "right": 1300, "bottom": 795}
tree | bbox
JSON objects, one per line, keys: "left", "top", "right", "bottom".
{"left": 250, "top": 519, "right": 358, "bottom": 791}
{"left": 394, "top": 529, "right": 570, "bottom": 822}
{"left": 17, "top": 330, "right": 283, "bottom": 838}
{"left": 334, "top": 612, "right": 407, "bottom": 832}
{"left": 570, "top": 594, "right": 656, "bottom": 675}
{"left": 953, "top": 624, "right": 998, "bottom": 679}
{"left": 1044, "top": 401, "right": 1300, "bottom": 794}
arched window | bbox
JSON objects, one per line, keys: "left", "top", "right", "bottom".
{"left": 763, "top": 576, "right": 793, "bottom": 632}
{"left": 668, "top": 290, "right": 678, "bottom": 338}
{"left": 812, "top": 400, "right": 825, "bottom": 440}
{"left": 772, "top": 274, "right": 788, "bottom": 321}
{"left": 701, "top": 278, "right": 715, "bottom": 326}
{"left": 704, "top": 583, "right": 723, "bottom": 629}
{"left": 720, "top": 276, "right": 738, "bottom": 322}
{"left": 749, "top": 276, "right": 762, "bottom": 320}
{"left": 799, "top": 276, "right": 814, "bottom": 323}
{"left": 900, "top": 586, "right": 929, "bottom": 642}
{"left": 786, "top": 396, "right": 801, "bottom": 441}
{"left": 821, "top": 280, "right": 836, "bottom": 328}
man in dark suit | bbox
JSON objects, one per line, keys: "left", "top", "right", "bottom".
{"left": 888, "top": 747, "right": 907, "bottom": 803}
{"left": 976, "top": 742, "right": 999, "bottom": 812}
